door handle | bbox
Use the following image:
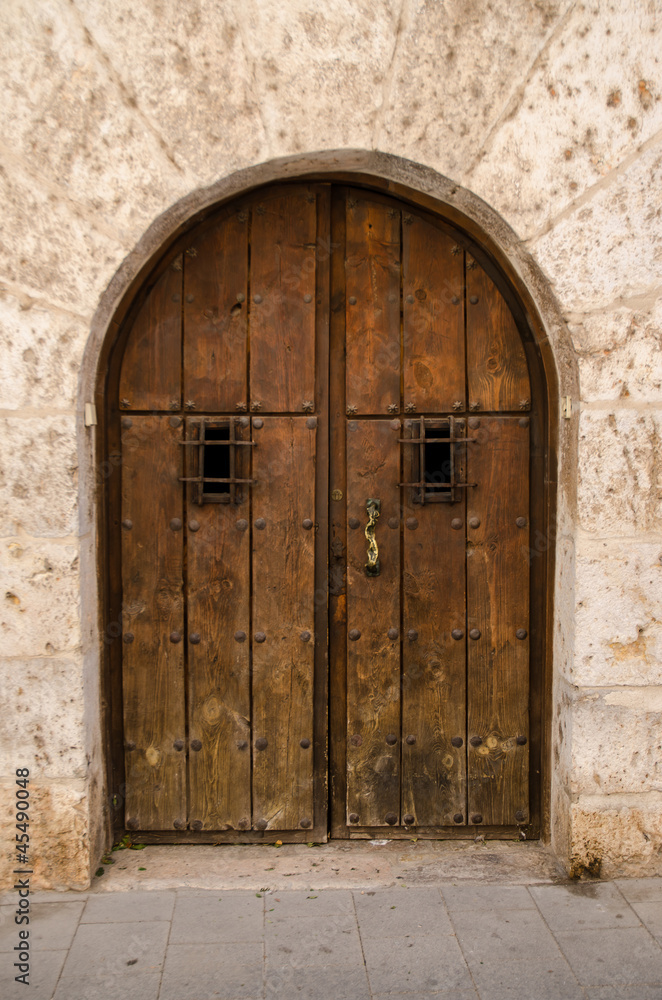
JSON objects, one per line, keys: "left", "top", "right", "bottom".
{"left": 364, "top": 498, "right": 381, "bottom": 577}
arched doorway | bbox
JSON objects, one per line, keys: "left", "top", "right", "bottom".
{"left": 102, "top": 181, "right": 551, "bottom": 843}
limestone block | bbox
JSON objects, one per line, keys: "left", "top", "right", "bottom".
{"left": 0, "top": 0, "right": 192, "bottom": 244}
{"left": 0, "top": 658, "right": 86, "bottom": 778}
{"left": 469, "top": 1, "right": 662, "bottom": 238}
{"left": 0, "top": 416, "right": 78, "bottom": 537}
{"left": 577, "top": 409, "right": 662, "bottom": 534}
{"left": 570, "top": 792, "right": 662, "bottom": 878}
{"left": 381, "top": 0, "right": 571, "bottom": 179}
{"left": 0, "top": 159, "right": 127, "bottom": 316}
{"left": 0, "top": 780, "right": 91, "bottom": 891}
{"left": 0, "top": 538, "right": 81, "bottom": 656}
{"left": 573, "top": 541, "right": 662, "bottom": 686}
{"left": 570, "top": 299, "right": 662, "bottom": 403}
{"left": 0, "top": 290, "right": 88, "bottom": 411}
{"left": 529, "top": 143, "right": 662, "bottom": 311}
{"left": 570, "top": 688, "right": 662, "bottom": 795}
{"left": 72, "top": 0, "right": 269, "bottom": 186}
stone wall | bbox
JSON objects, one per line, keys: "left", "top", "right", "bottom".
{"left": 1, "top": 0, "right": 660, "bottom": 887}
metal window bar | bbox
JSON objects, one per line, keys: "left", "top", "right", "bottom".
{"left": 178, "top": 418, "right": 257, "bottom": 504}
{"left": 398, "top": 416, "right": 477, "bottom": 503}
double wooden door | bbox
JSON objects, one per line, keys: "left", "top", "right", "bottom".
{"left": 115, "top": 184, "right": 534, "bottom": 840}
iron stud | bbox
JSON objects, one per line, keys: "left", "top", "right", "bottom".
{"left": 405, "top": 294, "right": 414, "bottom": 304}
{"left": 189, "top": 520, "right": 200, "bottom": 532}
{"left": 469, "top": 401, "right": 480, "bottom": 411}
{"left": 169, "top": 416, "right": 182, "bottom": 427}
{"left": 516, "top": 516, "right": 527, "bottom": 528}
{"left": 306, "top": 416, "right": 317, "bottom": 429}
{"left": 451, "top": 295, "right": 460, "bottom": 304}
{"left": 251, "top": 401, "right": 262, "bottom": 411}
{"left": 469, "top": 295, "right": 479, "bottom": 305}
{"left": 123, "top": 632, "right": 134, "bottom": 644}
{"left": 385, "top": 812, "right": 398, "bottom": 825}
{"left": 470, "top": 736, "right": 483, "bottom": 747}
{"left": 348, "top": 296, "right": 357, "bottom": 305}
{"left": 388, "top": 516, "right": 399, "bottom": 529}
{"left": 173, "top": 739, "right": 184, "bottom": 751}
{"left": 451, "top": 518, "right": 463, "bottom": 530}
{"left": 406, "top": 735, "right": 416, "bottom": 745}
{"left": 300, "top": 817, "right": 312, "bottom": 829}
{"left": 349, "top": 813, "right": 359, "bottom": 823}
{"left": 184, "top": 400, "right": 196, "bottom": 410}
{"left": 234, "top": 631, "right": 246, "bottom": 642}
{"left": 451, "top": 736, "right": 463, "bottom": 748}
{"left": 350, "top": 734, "right": 362, "bottom": 746}
{"left": 349, "top": 629, "right": 361, "bottom": 641}
{"left": 237, "top": 740, "right": 248, "bottom": 749}
{"left": 471, "top": 814, "right": 483, "bottom": 824}
{"left": 256, "top": 819, "right": 268, "bottom": 831}
{"left": 125, "top": 740, "right": 136, "bottom": 750}
{"left": 304, "top": 293, "right": 313, "bottom": 303}
{"left": 469, "top": 628, "right": 481, "bottom": 640}
{"left": 170, "top": 518, "right": 183, "bottom": 531}
{"left": 468, "top": 417, "right": 480, "bottom": 429}
{"left": 469, "top": 517, "right": 480, "bottom": 529}
{"left": 406, "top": 517, "right": 418, "bottom": 530}
{"left": 349, "top": 517, "right": 360, "bottom": 529}
{"left": 518, "top": 417, "right": 529, "bottom": 427}
{"left": 122, "top": 417, "right": 133, "bottom": 429}
{"left": 451, "top": 628, "right": 464, "bottom": 640}
{"left": 302, "top": 399, "right": 314, "bottom": 411}
{"left": 191, "top": 739, "right": 202, "bottom": 751}
{"left": 346, "top": 404, "right": 357, "bottom": 415}
{"left": 191, "top": 819, "right": 203, "bottom": 831}
{"left": 170, "top": 631, "right": 182, "bottom": 643}
{"left": 302, "top": 518, "right": 314, "bottom": 530}
{"left": 169, "top": 400, "right": 179, "bottom": 410}
{"left": 516, "top": 628, "right": 528, "bottom": 640}
{"left": 515, "top": 810, "right": 526, "bottom": 823}
{"left": 519, "top": 398, "right": 530, "bottom": 410}
{"left": 253, "top": 294, "right": 262, "bottom": 304}
{"left": 387, "top": 628, "right": 399, "bottom": 640}
{"left": 407, "top": 629, "right": 418, "bottom": 642}
{"left": 516, "top": 735, "right": 527, "bottom": 746}
{"left": 120, "top": 398, "right": 131, "bottom": 408}
{"left": 236, "top": 519, "right": 248, "bottom": 531}
{"left": 122, "top": 519, "right": 133, "bottom": 530}
{"left": 405, "top": 402, "right": 417, "bottom": 413}
{"left": 126, "top": 817, "right": 139, "bottom": 830}
{"left": 453, "top": 813, "right": 464, "bottom": 824}
{"left": 388, "top": 403, "right": 398, "bottom": 413}
{"left": 300, "top": 738, "right": 311, "bottom": 749}
{"left": 236, "top": 292, "right": 246, "bottom": 302}
{"left": 253, "top": 417, "right": 264, "bottom": 429}
{"left": 255, "top": 631, "right": 266, "bottom": 643}
{"left": 189, "top": 633, "right": 201, "bottom": 644}
{"left": 386, "top": 733, "right": 397, "bottom": 745}
{"left": 236, "top": 402, "right": 247, "bottom": 411}
{"left": 403, "top": 814, "right": 415, "bottom": 825}
{"left": 255, "top": 737, "right": 268, "bottom": 751}
{"left": 255, "top": 518, "right": 266, "bottom": 530}
{"left": 300, "top": 630, "right": 311, "bottom": 642}
{"left": 452, "top": 400, "right": 463, "bottom": 410}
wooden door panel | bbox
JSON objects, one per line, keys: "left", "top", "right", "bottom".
{"left": 402, "top": 421, "right": 467, "bottom": 827}
{"left": 119, "top": 258, "right": 183, "bottom": 411}
{"left": 251, "top": 416, "right": 316, "bottom": 830}
{"left": 466, "top": 417, "right": 530, "bottom": 826}
{"left": 403, "top": 218, "right": 465, "bottom": 413}
{"left": 249, "top": 191, "right": 317, "bottom": 412}
{"left": 185, "top": 418, "right": 251, "bottom": 832}
{"left": 183, "top": 214, "right": 248, "bottom": 412}
{"left": 466, "top": 261, "right": 531, "bottom": 412}
{"left": 121, "top": 415, "right": 185, "bottom": 830}
{"left": 345, "top": 418, "right": 401, "bottom": 827}
{"left": 345, "top": 195, "right": 401, "bottom": 415}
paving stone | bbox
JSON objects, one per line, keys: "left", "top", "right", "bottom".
{"left": 0, "top": 901, "right": 83, "bottom": 952}
{"left": 265, "top": 916, "right": 363, "bottom": 968}
{"left": 61, "top": 920, "right": 169, "bottom": 979}
{"left": 170, "top": 891, "right": 263, "bottom": 944}
{"left": 441, "top": 885, "right": 537, "bottom": 912}
{"left": 371, "top": 993, "right": 479, "bottom": 1000}
{"left": 530, "top": 883, "right": 640, "bottom": 932}
{"left": 362, "top": 932, "right": 473, "bottom": 994}
{"left": 265, "top": 888, "right": 354, "bottom": 918}
{"left": 264, "top": 962, "right": 371, "bottom": 999}
{"left": 626, "top": 900, "right": 662, "bottom": 942}
{"left": 584, "top": 987, "right": 662, "bottom": 999}
{"left": 555, "top": 926, "right": 662, "bottom": 985}
{"left": 53, "top": 971, "right": 161, "bottom": 999}
{"left": 159, "top": 942, "right": 263, "bottom": 1000}
{"left": 615, "top": 878, "right": 662, "bottom": 904}
{"left": 450, "top": 905, "right": 562, "bottom": 965}
{"left": 82, "top": 890, "right": 176, "bottom": 923}
{"left": 353, "top": 887, "right": 453, "bottom": 937}
{"left": 470, "top": 956, "right": 585, "bottom": 1000}
{"left": 0, "top": 948, "right": 66, "bottom": 1000}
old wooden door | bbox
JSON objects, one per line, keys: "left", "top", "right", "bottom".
{"left": 111, "top": 184, "right": 536, "bottom": 841}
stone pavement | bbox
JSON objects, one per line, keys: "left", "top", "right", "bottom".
{"left": 2, "top": 879, "right": 662, "bottom": 1000}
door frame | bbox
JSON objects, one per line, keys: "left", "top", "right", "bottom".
{"left": 95, "top": 173, "right": 558, "bottom": 846}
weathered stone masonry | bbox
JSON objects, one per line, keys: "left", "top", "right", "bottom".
{"left": 1, "top": 0, "right": 661, "bottom": 887}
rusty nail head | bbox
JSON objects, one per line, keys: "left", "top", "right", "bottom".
{"left": 170, "top": 518, "right": 183, "bottom": 531}
{"left": 123, "top": 632, "right": 134, "bottom": 644}
{"left": 471, "top": 814, "right": 483, "bottom": 824}
{"left": 453, "top": 813, "right": 464, "bottom": 824}
{"left": 349, "top": 813, "right": 359, "bottom": 823}
{"left": 300, "top": 738, "right": 311, "bottom": 749}
{"left": 516, "top": 516, "right": 527, "bottom": 528}
{"left": 302, "top": 518, "right": 314, "bottom": 530}
{"left": 122, "top": 519, "right": 133, "bottom": 530}
{"left": 236, "top": 292, "right": 245, "bottom": 302}
{"left": 407, "top": 629, "right": 418, "bottom": 642}
{"left": 348, "top": 296, "right": 357, "bottom": 305}
{"left": 350, "top": 734, "right": 362, "bottom": 746}
{"left": 470, "top": 735, "right": 482, "bottom": 747}
{"left": 469, "top": 628, "right": 481, "bottom": 640}
{"left": 451, "top": 736, "right": 463, "bottom": 748}
{"left": 253, "top": 418, "right": 264, "bottom": 428}
{"left": 404, "top": 814, "right": 415, "bottom": 825}
{"left": 469, "top": 295, "right": 479, "bottom": 305}
{"left": 406, "top": 517, "right": 418, "bottom": 530}
{"left": 406, "top": 734, "right": 416, "bottom": 745}
{"left": 451, "top": 517, "right": 463, "bottom": 530}
{"left": 170, "top": 631, "right": 182, "bottom": 643}
{"left": 256, "top": 818, "right": 268, "bottom": 831}
{"left": 189, "top": 633, "right": 201, "bottom": 644}
{"left": 387, "top": 627, "right": 399, "bottom": 640}
{"left": 451, "top": 295, "right": 460, "bottom": 305}
{"left": 236, "top": 518, "right": 248, "bottom": 531}
{"left": 468, "top": 417, "right": 480, "bottom": 429}
{"left": 255, "top": 631, "right": 266, "bottom": 643}
{"left": 385, "top": 812, "right": 398, "bottom": 825}
{"left": 349, "top": 628, "right": 361, "bottom": 641}
{"left": 304, "top": 294, "right": 313, "bottom": 303}
{"left": 173, "top": 739, "right": 184, "bottom": 751}
{"left": 349, "top": 517, "right": 360, "bottom": 529}
{"left": 469, "top": 517, "right": 480, "bottom": 529}
{"left": 255, "top": 737, "right": 268, "bottom": 751}
{"left": 122, "top": 417, "right": 133, "bottom": 429}
{"left": 253, "top": 294, "right": 262, "bottom": 304}
{"left": 234, "top": 630, "right": 246, "bottom": 642}
{"left": 388, "top": 516, "right": 399, "bottom": 529}
{"left": 237, "top": 818, "right": 249, "bottom": 829}
{"left": 515, "top": 810, "right": 526, "bottom": 823}
{"left": 300, "top": 817, "right": 312, "bottom": 828}
{"left": 255, "top": 517, "right": 266, "bottom": 530}
{"left": 306, "top": 417, "right": 317, "bottom": 429}
{"left": 516, "top": 628, "right": 528, "bottom": 639}
{"left": 238, "top": 416, "right": 249, "bottom": 428}
{"left": 191, "top": 739, "right": 202, "bottom": 751}
{"left": 516, "top": 735, "right": 528, "bottom": 745}
{"left": 191, "top": 819, "right": 203, "bottom": 831}
{"left": 386, "top": 733, "right": 397, "bottom": 745}
{"left": 126, "top": 817, "right": 139, "bottom": 830}
{"left": 451, "top": 628, "right": 464, "bottom": 640}
{"left": 189, "top": 520, "right": 200, "bottom": 532}
{"left": 300, "top": 630, "right": 311, "bottom": 642}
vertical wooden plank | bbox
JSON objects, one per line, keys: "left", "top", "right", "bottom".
{"left": 403, "top": 218, "right": 465, "bottom": 413}
{"left": 119, "top": 259, "right": 182, "bottom": 411}
{"left": 186, "top": 418, "right": 251, "bottom": 831}
{"left": 402, "top": 421, "right": 467, "bottom": 827}
{"left": 466, "top": 260, "right": 531, "bottom": 412}
{"left": 345, "top": 195, "right": 401, "bottom": 415}
{"left": 121, "top": 415, "right": 185, "bottom": 830}
{"left": 250, "top": 191, "right": 317, "bottom": 412}
{"left": 251, "top": 416, "right": 316, "bottom": 829}
{"left": 346, "top": 418, "right": 401, "bottom": 827}
{"left": 183, "top": 214, "right": 248, "bottom": 412}
{"left": 466, "top": 417, "right": 530, "bottom": 826}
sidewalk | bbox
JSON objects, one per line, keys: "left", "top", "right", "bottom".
{"left": 2, "top": 843, "right": 662, "bottom": 999}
